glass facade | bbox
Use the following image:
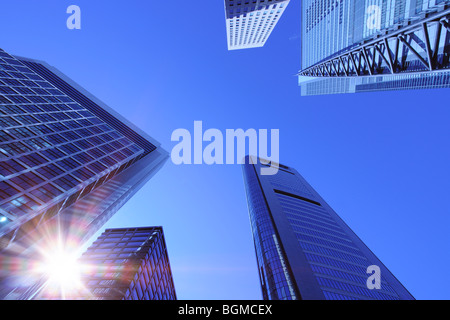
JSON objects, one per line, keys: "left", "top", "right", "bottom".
{"left": 299, "top": 0, "right": 450, "bottom": 95}
{"left": 224, "top": 0, "right": 290, "bottom": 50}
{"left": 242, "top": 161, "right": 298, "bottom": 300}
{"left": 0, "top": 48, "right": 168, "bottom": 299}
{"left": 242, "top": 156, "right": 414, "bottom": 300}
{"left": 68, "top": 227, "right": 176, "bottom": 300}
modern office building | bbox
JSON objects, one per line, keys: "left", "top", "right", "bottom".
{"left": 298, "top": 0, "right": 450, "bottom": 95}
{"left": 224, "top": 0, "right": 290, "bottom": 50}
{"left": 0, "top": 48, "right": 168, "bottom": 298}
{"left": 42, "top": 227, "right": 176, "bottom": 300}
{"left": 242, "top": 156, "right": 414, "bottom": 300}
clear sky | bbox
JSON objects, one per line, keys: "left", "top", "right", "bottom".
{"left": 1, "top": 1, "right": 449, "bottom": 300}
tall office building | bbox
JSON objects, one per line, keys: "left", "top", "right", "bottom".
{"left": 39, "top": 227, "right": 177, "bottom": 300}
{"left": 298, "top": 0, "right": 450, "bottom": 95}
{"left": 0, "top": 48, "right": 168, "bottom": 298}
{"left": 224, "top": 0, "right": 290, "bottom": 50}
{"left": 242, "top": 156, "right": 414, "bottom": 300}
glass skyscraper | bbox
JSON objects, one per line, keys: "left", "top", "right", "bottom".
{"left": 298, "top": 0, "right": 450, "bottom": 95}
{"left": 48, "top": 227, "right": 176, "bottom": 300}
{"left": 242, "top": 156, "right": 414, "bottom": 300}
{"left": 224, "top": 0, "right": 290, "bottom": 50}
{"left": 0, "top": 48, "right": 168, "bottom": 298}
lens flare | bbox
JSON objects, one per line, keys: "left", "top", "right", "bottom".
{"left": 44, "top": 251, "right": 81, "bottom": 288}
{"left": 1, "top": 215, "right": 96, "bottom": 299}
{"left": 33, "top": 247, "right": 86, "bottom": 299}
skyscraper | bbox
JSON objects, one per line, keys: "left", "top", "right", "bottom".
{"left": 224, "top": 0, "right": 290, "bottom": 50}
{"left": 298, "top": 0, "right": 450, "bottom": 95}
{"left": 48, "top": 227, "right": 176, "bottom": 300}
{"left": 242, "top": 156, "right": 414, "bottom": 300}
{"left": 0, "top": 48, "right": 168, "bottom": 298}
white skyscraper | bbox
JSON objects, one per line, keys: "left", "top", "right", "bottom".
{"left": 224, "top": 0, "right": 290, "bottom": 50}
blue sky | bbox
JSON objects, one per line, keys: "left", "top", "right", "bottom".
{"left": 1, "top": 1, "right": 449, "bottom": 299}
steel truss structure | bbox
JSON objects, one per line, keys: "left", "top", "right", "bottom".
{"left": 298, "top": 7, "right": 450, "bottom": 78}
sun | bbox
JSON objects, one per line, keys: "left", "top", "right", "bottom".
{"left": 45, "top": 251, "right": 81, "bottom": 286}
{"left": 36, "top": 248, "right": 84, "bottom": 299}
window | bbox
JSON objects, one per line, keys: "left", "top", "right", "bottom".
{"left": 10, "top": 171, "right": 44, "bottom": 190}
{"left": 30, "top": 183, "right": 63, "bottom": 202}
{"left": 54, "top": 175, "right": 78, "bottom": 191}
{"left": 0, "top": 141, "right": 31, "bottom": 156}
{"left": 41, "top": 148, "right": 66, "bottom": 160}
{"left": 36, "top": 164, "right": 64, "bottom": 179}
{"left": 0, "top": 181, "right": 19, "bottom": 200}
{"left": 0, "top": 159, "right": 25, "bottom": 177}
{"left": 18, "top": 153, "right": 48, "bottom": 167}
{"left": 57, "top": 158, "right": 80, "bottom": 171}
